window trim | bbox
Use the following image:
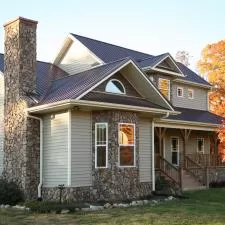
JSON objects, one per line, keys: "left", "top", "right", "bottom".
{"left": 188, "top": 89, "right": 194, "bottom": 99}
{"left": 197, "top": 137, "right": 204, "bottom": 153}
{"left": 171, "top": 136, "right": 179, "bottom": 166}
{"left": 177, "top": 87, "right": 184, "bottom": 98}
{"left": 95, "top": 123, "right": 108, "bottom": 169}
{"left": 118, "top": 123, "right": 136, "bottom": 168}
{"left": 105, "top": 79, "right": 126, "bottom": 95}
{"left": 158, "top": 78, "right": 170, "bottom": 100}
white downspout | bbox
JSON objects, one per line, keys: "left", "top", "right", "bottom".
{"left": 152, "top": 120, "right": 155, "bottom": 191}
{"left": 26, "top": 111, "right": 43, "bottom": 199}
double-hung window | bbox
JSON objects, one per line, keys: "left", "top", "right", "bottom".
{"left": 119, "top": 123, "right": 135, "bottom": 167}
{"left": 95, "top": 123, "right": 108, "bottom": 168}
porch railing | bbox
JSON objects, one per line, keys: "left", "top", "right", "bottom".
{"left": 184, "top": 155, "right": 206, "bottom": 185}
{"left": 185, "top": 153, "right": 225, "bottom": 168}
{"left": 157, "top": 155, "right": 181, "bottom": 187}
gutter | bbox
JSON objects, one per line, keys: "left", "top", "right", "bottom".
{"left": 26, "top": 111, "right": 43, "bottom": 199}
{"left": 27, "top": 99, "right": 180, "bottom": 116}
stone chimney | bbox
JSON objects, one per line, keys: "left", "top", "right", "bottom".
{"left": 3, "top": 17, "right": 40, "bottom": 199}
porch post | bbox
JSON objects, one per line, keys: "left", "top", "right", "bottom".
{"left": 180, "top": 129, "right": 192, "bottom": 166}
{"left": 155, "top": 127, "right": 167, "bottom": 157}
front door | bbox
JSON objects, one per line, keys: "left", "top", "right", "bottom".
{"left": 171, "top": 137, "right": 179, "bottom": 166}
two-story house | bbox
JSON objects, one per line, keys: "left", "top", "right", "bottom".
{"left": 0, "top": 17, "right": 223, "bottom": 201}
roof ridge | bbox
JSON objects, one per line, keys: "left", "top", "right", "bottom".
{"left": 53, "top": 57, "right": 131, "bottom": 82}
{"left": 71, "top": 33, "right": 153, "bottom": 58}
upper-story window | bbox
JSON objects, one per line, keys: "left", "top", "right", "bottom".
{"left": 177, "top": 87, "right": 184, "bottom": 97}
{"left": 188, "top": 89, "right": 194, "bottom": 99}
{"left": 158, "top": 78, "right": 170, "bottom": 100}
{"left": 105, "top": 79, "right": 126, "bottom": 94}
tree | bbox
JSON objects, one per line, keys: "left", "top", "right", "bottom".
{"left": 198, "top": 40, "right": 225, "bottom": 160}
{"left": 175, "top": 50, "right": 191, "bottom": 67}
{"left": 197, "top": 40, "right": 225, "bottom": 117}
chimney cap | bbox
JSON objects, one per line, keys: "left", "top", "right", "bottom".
{"left": 4, "top": 16, "right": 38, "bottom": 27}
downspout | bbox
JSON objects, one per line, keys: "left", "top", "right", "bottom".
{"left": 26, "top": 111, "right": 43, "bottom": 199}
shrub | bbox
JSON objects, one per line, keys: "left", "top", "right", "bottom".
{"left": 209, "top": 180, "right": 225, "bottom": 188}
{"left": 24, "top": 201, "right": 87, "bottom": 213}
{"left": 0, "top": 179, "right": 24, "bottom": 205}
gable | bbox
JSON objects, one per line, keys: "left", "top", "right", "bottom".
{"left": 93, "top": 72, "right": 142, "bottom": 98}
{"left": 156, "top": 59, "right": 178, "bottom": 73}
{"left": 54, "top": 36, "right": 102, "bottom": 75}
{"left": 78, "top": 60, "right": 174, "bottom": 111}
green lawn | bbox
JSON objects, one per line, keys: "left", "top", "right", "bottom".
{"left": 1, "top": 189, "right": 225, "bottom": 225}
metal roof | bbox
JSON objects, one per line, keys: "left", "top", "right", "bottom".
{"left": 176, "top": 62, "right": 211, "bottom": 86}
{"left": 82, "top": 91, "right": 166, "bottom": 110}
{"left": 40, "top": 58, "right": 130, "bottom": 104}
{"left": 71, "top": 34, "right": 210, "bottom": 86}
{"left": 0, "top": 53, "right": 3, "bottom": 72}
{"left": 71, "top": 33, "right": 153, "bottom": 63}
{"left": 167, "top": 107, "right": 223, "bottom": 125}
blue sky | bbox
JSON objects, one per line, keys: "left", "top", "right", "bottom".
{"left": 0, "top": 0, "right": 224, "bottom": 69}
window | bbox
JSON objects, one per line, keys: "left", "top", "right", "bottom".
{"left": 119, "top": 123, "right": 135, "bottom": 167}
{"left": 188, "top": 89, "right": 194, "bottom": 99}
{"left": 177, "top": 87, "right": 183, "bottom": 97}
{"left": 171, "top": 137, "right": 179, "bottom": 165}
{"left": 158, "top": 78, "right": 170, "bottom": 100}
{"left": 197, "top": 138, "right": 204, "bottom": 153}
{"left": 95, "top": 123, "right": 108, "bottom": 168}
{"left": 105, "top": 79, "right": 126, "bottom": 94}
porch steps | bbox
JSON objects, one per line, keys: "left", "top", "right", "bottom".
{"left": 182, "top": 170, "right": 206, "bottom": 191}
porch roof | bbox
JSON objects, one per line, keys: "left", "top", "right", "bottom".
{"left": 167, "top": 107, "right": 223, "bottom": 125}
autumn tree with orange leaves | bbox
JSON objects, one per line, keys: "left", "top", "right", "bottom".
{"left": 198, "top": 40, "right": 225, "bottom": 159}
{"left": 198, "top": 40, "right": 225, "bottom": 116}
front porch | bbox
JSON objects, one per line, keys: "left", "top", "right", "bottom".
{"left": 154, "top": 126, "right": 225, "bottom": 191}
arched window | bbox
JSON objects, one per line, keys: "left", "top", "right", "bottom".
{"left": 105, "top": 79, "right": 126, "bottom": 94}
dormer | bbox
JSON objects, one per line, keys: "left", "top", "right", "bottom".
{"left": 141, "top": 53, "right": 184, "bottom": 77}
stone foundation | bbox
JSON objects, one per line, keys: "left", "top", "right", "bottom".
{"left": 208, "top": 168, "right": 225, "bottom": 183}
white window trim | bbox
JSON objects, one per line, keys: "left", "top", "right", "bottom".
{"left": 95, "top": 123, "right": 108, "bottom": 168}
{"left": 158, "top": 78, "right": 170, "bottom": 100}
{"left": 118, "top": 123, "right": 136, "bottom": 168}
{"left": 197, "top": 137, "right": 204, "bottom": 153}
{"left": 171, "top": 136, "right": 179, "bottom": 166}
{"left": 188, "top": 89, "right": 194, "bottom": 99}
{"left": 105, "top": 79, "right": 126, "bottom": 95}
{"left": 177, "top": 87, "right": 184, "bottom": 98}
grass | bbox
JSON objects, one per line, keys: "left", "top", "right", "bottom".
{"left": 1, "top": 189, "right": 225, "bottom": 225}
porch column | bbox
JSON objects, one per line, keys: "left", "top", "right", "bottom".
{"left": 180, "top": 129, "right": 192, "bottom": 166}
{"left": 155, "top": 127, "right": 167, "bottom": 157}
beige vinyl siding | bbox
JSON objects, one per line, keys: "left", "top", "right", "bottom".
{"left": 43, "top": 112, "right": 69, "bottom": 187}
{"left": 164, "top": 129, "right": 210, "bottom": 164}
{"left": 139, "top": 118, "right": 152, "bottom": 182}
{"left": 172, "top": 83, "right": 208, "bottom": 110}
{"left": 58, "top": 39, "right": 101, "bottom": 75}
{"left": 71, "top": 111, "right": 92, "bottom": 187}
{"left": 0, "top": 74, "right": 4, "bottom": 176}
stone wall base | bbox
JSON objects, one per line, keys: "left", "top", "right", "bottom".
{"left": 42, "top": 182, "right": 152, "bottom": 202}
{"left": 208, "top": 168, "right": 225, "bottom": 183}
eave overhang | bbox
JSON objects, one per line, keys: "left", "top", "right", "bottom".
{"left": 27, "top": 99, "right": 180, "bottom": 116}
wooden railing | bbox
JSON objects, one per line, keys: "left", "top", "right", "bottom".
{"left": 157, "top": 155, "right": 181, "bottom": 187}
{"left": 185, "top": 153, "right": 225, "bottom": 168}
{"left": 184, "top": 155, "right": 205, "bottom": 184}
